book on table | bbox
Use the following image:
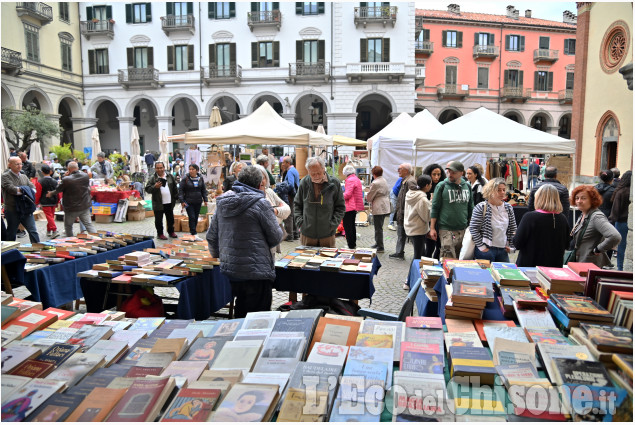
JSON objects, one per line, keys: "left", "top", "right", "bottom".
{"left": 45, "top": 353, "right": 105, "bottom": 387}
{"left": 309, "top": 317, "right": 360, "bottom": 353}
{"left": 159, "top": 360, "right": 209, "bottom": 387}
{"left": 0, "top": 378, "right": 66, "bottom": 422}
{"left": 159, "top": 386, "right": 221, "bottom": 422}
{"left": 473, "top": 319, "right": 516, "bottom": 341}
{"left": 536, "top": 343, "right": 595, "bottom": 384}
{"left": 210, "top": 383, "right": 279, "bottom": 422}
{"left": 1, "top": 346, "right": 42, "bottom": 374}
{"left": 107, "top": 376, "right": 176, "bottom": 422}
{"left": 448, "top": 345, "right": 498, "bottom": 385}
{"left": 492, "top": 338, "right": 537, "bottom": 368}
{"left": 306, "top": 342, "right": 349, "bottom": 366}
{"left": 209, "top": 340, "right": 263, "bottom": 373}
{"left": 181, "top": 337, "right": 232, "bottom": 367}
{"left": 550, "top": 294, "right": 614, "bottom": 321}
{"left": 579, "top": 323, "right": 633, "bottom": 353}
{"left": 64, "top": 387, "right": 128, "bottom": 422}
{"left": 492, "top": 268, "right": 530, "bottom": 287}
{"left": 536, "top": 266, "right": 585, "bottom": 294}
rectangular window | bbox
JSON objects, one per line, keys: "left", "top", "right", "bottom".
{"left": 217, "top": 43, "right": 230, "bottom": 74}
{"left": 259, "top": 41, "right": 273, "bottom": 67}
{"left": 566, "top": 72, "right": 574, "bottom": 90}
{"left": 539, "top": 36, "right": 550, "bottom": 50}
{"left": 417, "top": 28, "right": 430, "bottom": 42}
{"left": 477, "top": 67, "right": 488, "bottom": 89}
{"left": 445, "top": 30, "right": 458, "bottom": 48}
{"left": 445, "top": 65, "right": 457, "bottom": 85}
{"left": 174, "top": 45, "right": 188, "bottom": 70}
{"left": 59, "top": 2, "right": 70, "bottom": 22}
{"left": 507, "top": 70, "right": 520, "bottom": 87}
{"left": 134, "top": 47, "right": 148, "bottom": 68}
{"left": 534, "top": 70, "right": 554, "bottom": 91}
{"left": 24, "top": 24, "right": 40, "bottom": 62}
{"left": 368, "top": 38, "right": 382, "bottom": 62}
{"left": 60, "top": 39, "right": 72, "bottom": 71}
{"left": 367, "top": 2, "right": 382, "bottom": 18}
{"left": 259, "top": 2, "right": 273, "bottom": 11}
{"left": 505, "top": 34, "right": 525, "bottom": 52}
{"left": 303, "top": 40, "right": 318, "bottom": 63}
{"left": 564, "top": 39, "right": 576, "bottom": 55}
{"left": 303, "top": 2, "right": 319, "bottom": 15}
{"left": 95, "top": 49, "right": 109, "bottom": 74}
{"left": 134, "top": 3, "right": 148, "bottom": 23}
{"left": 217, "top": 2, "right": 231, "bottom": 18}
{"left": 477, "top": 33, "right": 489, "bottom": 46}
{"left": 251, "top": 41, "right": 279, "bottom": 67}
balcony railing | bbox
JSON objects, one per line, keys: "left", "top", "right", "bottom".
{"left": 161, "top": 14, "right": 195, "bottom": 34}
{"left": 247, "top": 10, "right": 281, "bottom": 31}
{"left": 501, "top": 86, "right": 530, "bottom": 101}
{"left": 473, "top": 45, "right": 500, "bottom": 58}
{"left": 558, "top": 89, "right": 573, "bottom": 103}
{"left": 533, "top": 49, "right": 559, "bottom": 62}
{"left": 346, "top": 62, "right": 405, "bottom": 83}
{"left": 287, "top": 61, "right": 330, "bottom": 84}
{"left": 16, "top": 2, "right": 53, "bottom": 24}
{"left": 2, "top": 48, "right": 23, "bottom": 74}
{"left": 354, "top": 6, "right": 398, "bottom": 27}
{"left": 437, "top": 84, "right": 469, "bottom": 99}
{"left": 201, "top": 64, "right": 242, "bottom": 86}
{"left": 80, "top": 20, "right": 114, "bottom": 40}
{"left": 415, "top": 40, "right": 433, "bottom": 55}
{"left": 118, "top": 67, "right": 161, "bottom": 88}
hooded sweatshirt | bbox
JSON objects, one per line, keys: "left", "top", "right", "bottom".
{"left": 430, "top": 178, "right": 474, "bottom": 231}
{"left": 404, "top": 190, "right": 431, "bottom": 236}
{"left": 594, "top": 182, "right": 615, "bottom": 218}
{"left": 207, "top": 181, "right": 283, "bottom": 281}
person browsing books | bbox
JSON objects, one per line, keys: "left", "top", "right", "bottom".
{"left": 366, "top": 166, "right": 390, "bottom": 253}
{"left": 178, "top": 164, "right": 208, "bottom": 236}
{"left": 404, "top": 174, "right": 432, "bottom": 264}
{"left": 145, "top": 162, "right": 178, "bottom": 240}
{"left": 89, "top": 152, "right": 114, "bottom": 181}
{"left": 342, "top": 164, "right": 364, "bottom": 249}
{"left": 254, "top": 164, "right": 290, "bottom": 254}
{"left": 389, "top": 163, "right": 418, "bottom": 260}
{"left": 609, "top": 170, "right": 631, "bottom": 270}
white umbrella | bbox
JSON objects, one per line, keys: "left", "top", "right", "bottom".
{"left": 29, "top": 131, "right": 43, "bottom": 164}
{"left": 91, "top": 127, "right": 102, "bottom": 160}
{"left": 129, "top": 126, "right": 142, "bottom": 174}
{"left": 158, "top": 129, "right": 169, "bottom": 166}
{"left": 1, "top": 120, "right": 11, "bottom": 171}
{"left": 209, "top": 106, "right": 222, "bottom": 128}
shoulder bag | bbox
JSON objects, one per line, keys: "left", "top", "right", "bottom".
{"left": 563, "top": 212, "right": 594, "bottom": 265}
{"left": 459, "top": 202, "right": 488, "bottom": 260}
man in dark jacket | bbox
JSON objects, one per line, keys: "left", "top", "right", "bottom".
{"left": 390, "top": 163, "right": 418, "bottom": 259}
{"left": 1, "top": 157, "right": 40, "bottom": 242}
{"left": 144, "top": 150, "right": 155, "bottom": 174}
{"left": 39, "top": 165, "right": 59, "bottom": 238}
{"left": 145, "top": 162, "right": 178, "bottom": 240}
{"left": 595, "top": 170, "right": 615, "bottom": 219}
{"left": 528, "top": 160, "right": 540, "bottom": 189}
{"left": 294, "top": 157, "right": 345, "bottom": 247}
{"left": 527, "top": 166, "right": 570, "bottom": 215}
{"left": 47, "top": 161, "right": 95, "bottom": 236}
{"left": 207, "top": 166, "right": 283, "bottom": 318}
{"left": 18, "top": 151, "right": 36, "bottom": 179}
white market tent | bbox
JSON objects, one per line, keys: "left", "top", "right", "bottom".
{"left": 184, "top": 102, "right": 332, "bottom": 146}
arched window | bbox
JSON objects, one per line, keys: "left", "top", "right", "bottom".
{"left": 601, "top": 118, "right": 618, "bottom": 170}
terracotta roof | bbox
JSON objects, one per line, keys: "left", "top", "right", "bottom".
{"left": 415, "top": 9, "right": 576, "bottom": 29}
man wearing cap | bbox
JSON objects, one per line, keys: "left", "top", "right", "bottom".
{"left": 429, "top": 161, "right": 474, "bottom": 259}
{"left": 90, "top": 152, "right": 114, "bottom": 181}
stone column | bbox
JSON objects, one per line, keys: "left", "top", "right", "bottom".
{"left": 46, "top": 114, "right": 62, "bottom": 152}
{"left": 118, "top": 117, "right": 135, "bottom": 154}
{"left": 71, "top": 117, "right": 98, "bottom": 152}
{"left": 195, "top": 114, "right": 208, "bottom": 130}
{"left": 281, "top": 113, "right": 297, "bottom": 124}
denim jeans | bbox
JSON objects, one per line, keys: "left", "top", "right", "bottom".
{"left": 474, "top": 246, "right": 510, "bottom": 263}
{"left": 388, "top": 192, "right": 398, "bottom": 225}
{"left": 4, "top": 210, "right": 40, "bottom": 243}
{"left": 615, "top": 221, "right": 629, "bottom": 271}
{"left": 528, "top": 177, "right": 539, "bottom": 190}
{"left": 64, "top": 209, "right": 95, "bottom": 237}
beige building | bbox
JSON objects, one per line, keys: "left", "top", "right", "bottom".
{"left": 1, "top": 2, "right": 87, "bottom": 153}
{"left": 572, "top": 2, "right": 633, "bottom": 182}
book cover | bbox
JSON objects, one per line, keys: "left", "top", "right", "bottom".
{"left": 403, "top": 328, "right": 444, "bottom": 351}
{"left": 34, "top": 343, "right": 80, "bottom": 367}
{"left": 399, "top": 348, "right": 444, "bottom": 375}
{"left": 160, "top": 360, "right": 209, "bottom": 387}
{"left": 483, "top": 326, "right": 529, "bottom": 351}
{"left": 566, "top": 262, "right": 601, "bottom": 277}
{"left": 64, "top": 387, "right": 127, "bottom": 422}
{"left": 361, "top": 320, "right": 403, "bottom": 362}
{"left": 561, "top": 384, "right": 629, "bottom": 422}
{"left": 166, "top": 328, "right": 203, "bottom": 346}
{"left": 1, "top": 346, "right": 42, "bottom": 374}
{"left": 355, "top": 333, "right": 393, "bottom": 348}
{"left": 117, "top": 336, "right": 158, "bottom": 365}
{"left": 110, "top": 329, "right": 147, "bottom": 348}
{"left": 150, "top": 337, "right": 188, "bottom": 361}
{"left": 2, "top": 311, "right": 58, "bottom": 338}
{"left": 328, "top": 398, "right": 382, "bottom": 422}
{"left": 242, "top": 311, "right": 280, "bottom": 331}
{"left": 66, "top": 365, "right": 130, "bottom": 396}
{"left": 210, "top": 383, "right": 279, "bottom": 422}
{"left": 495, "top": 362, "right": 540, "bottom": 386}
{"left": 128, "top": 317, "right": 165, "bottom": 336}
{"left": 2, "top": 306, "right": 21, "bottom": 326}
{"left": 252, "top": 336, "right": 305, "bottom": 374}
{"left": 306, "top": 342, "right": 349, "bottom": 366}
{"left": 536, "top": 343, "right": 595, "bottom": 384}
{"left": 210, "top": 319, "right": 244, "bottom": 338}
{"left": 493, "top": 268, "right": 530, "bottom": 287}
{"left": 491, "top": 262, "right": 518, "bottom": 269}
{"left": 22, "top": 392, "right": 85, "bottom": 422}
{"left": 552, "top": 358, "right": 612, "bottom": 387}
{"left": 107, "top": 376, "right": 176, "bottom": 422}
{"left": 198, "top": 369, "right": 244, "bottom": 384}
{"left": 1, "top": 378, "right": 66, "bottom": 422}
{"left": 159, "top": 387, "right": 220, "bottom": 422}
{"left": 405, "top": 316, "right": 442, "bottom": 329}
{"left": 1, "top": 375, "right": 31, "bottom": 402}
{"left": 340, "top": 360, "right": 387, "bottom": 399}
{"left": 579, "top": 323, "right": 632, "bottom": 353}
{"left": 493, "top": 338, "right": 536, "bottom": 367}
{"left": 182, "top": 337, "right": 231, "bottom": 367}
{"left": 537, "top": 266, "right": 586, "bottom": 283}
{"left": 444, "top": 319, "right": 477, "bottom": 333}
{"left": 524, "top": 328, "right": 569, "bottom": 345}
{"left": 451, "top": 281, "right": 494, "bottom": 302}
{"left": 346, "top": 346, "right": 393, "bottom": 388}
{"left": 242, "top": 372, "right": 289, "bottom": 396}
{"left": 449, "top": 346, "right": 497, "bottom": 385}
{"left": 310, "top": 317, "right": 360, "bottom": 352}
{"left": 473, "top": 320, "right": 516, "bottom": 341}
{"left": 500, "top": 287, "right": 546, "bottom": 310}
{"left": 210, "top": 340, "right": 262, "bottom": 372}
{"left": 85, "top": 340, "right": 129, "bottom": 366}
{"left": 452, "top": 267, "right": 495, "bottom": 284}
{"left": 392, "top": 371, "right": 450, "bottom": 420}
{"left": 271, "top": 317, "right": 315, "bottom": 341}
{"left": 65, "top": 324, "right": 113, "bottom": 349}
{"left": 443, "top": 332, "right": 483, "bottom": 352}
{"left": 285, "top": 361, "right": 342, "bottom": 417}
{"left": 513, "top": 302, "right": 557, "bottom": 329}
{"left": 8, "top": 360, "right": 55, "bottom": 379}
{"left": 45, "top": 353, "right": 105, "bottom": 387}
{"left": 550, "top": 294, "right": 614, "bottom": 320}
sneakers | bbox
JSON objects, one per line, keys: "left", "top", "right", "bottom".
{"left": 284, "top": 237, "right": 294, "bottom": 242}
{"left": 157, "top": 234, "right": 168, "bottom": 240}
{"left": 387, "top": 224, "right": 396, "bottom": 231}
{"left": 50, "top": 231, "right": 59, "bottom": 239}
{"left": 376, "top": 247, "right": 385, "bottom": 253}
{"left": 370, "top": 244, "right": 378, "bottom": 248}
{"left": 389, "top": 252, "right": 405, "bottom": 260}
{"left": 169, "top": 233, "right": 178, "bottom": 238}
{"left": 402, "top": 283, "right": 410, "bottom": 290}
{"left": 17, "top": 230, "right": 27, "bottom": 238}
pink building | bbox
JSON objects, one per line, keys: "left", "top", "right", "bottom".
{"left": 415, "top": 4, "right": 576, "bottom": 138}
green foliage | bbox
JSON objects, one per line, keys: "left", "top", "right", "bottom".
{"left": 50, "top": 143, "right": 73, "bottom": 164}
{"left": 73, "top": 149, "right": 87, "bottom": 164}
{"left": 1, "top": 107, "right": 62, "bottom": 151}
{"left": 109, "top": 153, "right": 127, "bottom": 178}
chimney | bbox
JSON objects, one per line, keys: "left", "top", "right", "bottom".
{"left": 506, "top": 5, "right": 515, "bottom": 18}
{"left": 525, "top": 9, "right": 532, "bottom": 18}
{"left": 513, "top": 9, "right": 519, "bottom": 19}
{"left": 563, "top": 10, "right": 577, "bottom": 24}
{"left": 447, "top": 4, "right": 460, "bottom": 14}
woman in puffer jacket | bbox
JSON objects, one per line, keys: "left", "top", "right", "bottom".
{"left": 404, "top": 175, "right": 432, "bottom": 261}
{"left": 342, "top": 164, "right": 364, "bottom": 249}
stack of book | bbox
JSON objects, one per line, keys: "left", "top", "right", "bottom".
{"left": 568, "top": 323, "right": 633, "bottom": 366}
{"left": 565, "top": 261, "right": 601, "bottom": 277}
{"left": 547, "top": 294, "right": 615, "bottom": 331}
{"left": 445, "top": 267, "right": 496, "bottom": 320}
{"left": 275, "top": 247, "right": 376, "bottom": 273}
{"left": 420, "top": 265, "right": 444, "bottom": 301}
{"left": 535, "top": 266, "right": 586, "bottom": 294}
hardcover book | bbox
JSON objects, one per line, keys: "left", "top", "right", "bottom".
{"left": 35, "top": 343, "right": 80, "bottom": 367}
{"left": 550, "top": 294, "right": 614, "bottom": 321}
{"left": 1, "top": 306, "right": 21, "bottom": 326}
{"left": 451, "top": 281, "right": 495, "bottom": 303}
{"left": 159, "top": 387, "right": 220, "bottom": 422}
{"left": 580, "top": 323, "right": 632, "bottom": 353}
{"left": 107, "top": 376, "right": 176, "bottom": 422}
{"left": 566, "top": 262, "right": 601, "bottom": 277}
{"left": 8, "top": 360, "right": 55, "bottom": 379}
{"left": 452, "top": 267, "right": 495, "bottom": 284}
{"left": 64, "top": 387, "right": 127, "bottom": 422}
{"left": 1, "top": 378, "right": 66, "bottom": 421}
{"left": 493, "top": 268, "right": 530, "bottom": 287}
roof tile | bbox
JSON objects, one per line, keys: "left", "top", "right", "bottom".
{"left": 415, "top": 9, "right": 576, "bottom": 29}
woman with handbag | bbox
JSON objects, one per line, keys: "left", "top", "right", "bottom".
{"left": 469, "top": 178, "right": 517, "bottom": 263}
{"left": 178, "top": 164, "right": 208, "bottom": 235}
{"left": 513, "top": 184, "right": 570, "bottom": 267}
{"left": 569, "top": 185, "right": 621, "bottom": 268}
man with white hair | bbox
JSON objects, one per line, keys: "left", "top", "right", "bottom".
{"left": 47, "top": 161, "right": 96, "bottom": 236}
{"left": 280, "top": 156, "right": 300, "bottom": 240}
{"left": 256, "top": 154, "right": 276, "bottom": 186}
{"left": 90, "top": 152, "right": 114, "bottom": 181}
{"left": 294, "top": 156, "right": 345, "bottom": 247}
{"left": 390, "top": 163, "right": 418, "bottom": 260}
{"left": 1, "top": 157, "right": 39, "bottom": 242}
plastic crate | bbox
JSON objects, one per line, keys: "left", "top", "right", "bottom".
{"left": 92, "top": 202, "right": 118, "bottom": 215}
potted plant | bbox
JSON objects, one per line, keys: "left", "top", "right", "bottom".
{"left": 91, "top": 17, "right": 99, "bottom": 23}
{"left": 108, "top": 19, "right": 115, "bottom": 24}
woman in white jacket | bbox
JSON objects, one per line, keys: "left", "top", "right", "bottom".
{"left": 404, "top": 174, "right": 432, "bottom": 262}
{"left": 254, "top": 164, "right": 290, "bottom": 254}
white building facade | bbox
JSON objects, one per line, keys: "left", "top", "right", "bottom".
{"left": 78, "top": 1, "right": 416, "bottom": 154}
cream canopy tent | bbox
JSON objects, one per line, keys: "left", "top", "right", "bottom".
{"left": 185, "top": 102, "right": 332, "bottom": 146}
{"left": 366, "top": 112, "right": 413, "bottom": 150}
{"left": 333, "top": 135, "right": 367, "bottom": 147}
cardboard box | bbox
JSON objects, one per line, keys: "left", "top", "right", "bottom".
{"left": 127, "top": 196, "right": 146, "bottom": 210}
{"left": 127, "top": 209, "right": 146, "bottom": 221}
{"left": 196, "top": 216, "right": 209, "bottom": 233}
{"left": 145, "top": 210, "right": 154, "bottom": 218}
{"left": 33, "top": 210, "right": 47, "bottom": 222}
{"left": 172, "top": 214, "right": 187, "bottom": 232}
{"left": 180, "top": 217, "right": 190, "bottom": 232}
{"left": 95, "top": 214, "right": 115, "bottom": 223}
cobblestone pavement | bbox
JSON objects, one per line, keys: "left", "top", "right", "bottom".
{"left": 17, "top": 203, "right": 633, "bottom": 317}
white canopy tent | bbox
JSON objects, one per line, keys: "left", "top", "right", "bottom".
{"left": 184, "top": 102, "right": 332, "bottom": 146}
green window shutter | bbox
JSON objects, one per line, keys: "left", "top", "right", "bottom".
{"left": 273, "top": 2, "right": 279, "bottom": 10}
{"left": 88, "top": 50, "right": 96, "bottom": 74}
{"left": 474, "top": 33, "right": 479, "bottom": 46}
{"left": 209, "top": 44, "right": 215, "bottom": 66}
{"left": 251, "top": 2, "right": 258, "bottom": 12}
{"left": 503, "top": 70, "right": 509, "bottom": 86}
{"left": 251, "top": 42, "right": 258, "bottom": 67}
{"left": 360, "top": 39, "right": 367, "bottom": 62}
{"left": 229, "top": 43, "right": 236, "bottom": 64}
{"left": 147, "top": 47, "right": 154, "bottom": 66}
{"left": 209, "top": 2, "right": 215, "bottom": 19}
{"left": 318, "top": 40, "right": 325, "bottom": 61}
{"left": 273, "top": 41, "right": 280, "bottom": 66}
{"left": 125, "top": 4, "right": 131, "bottom": 23}
{"left": 488, "top": 33, "right": 494, "bottom": 45}
{"left": 520, "top": 36, "right": 525, "bottom": 52}
{"left": 441, "top": 30, "right": 447, "bottom": 47}
{"left": 547, "top": 72, "right": 553, "bottom": 91}
{"left": 382, "top": 38, "right": 390, "bottom": 62}
{"left": 296, "top": 2, "right": 302, "bottom": 14}
{"left": 445, "top": 66, "right": 451, "bottom": 84}
{"left": 146, "top": 3, "right": 152, "bottom": 22}
{"left": 106, "top": 6, "right": 112, "bottom": 19}
{"left": 187, "top": 2, "right": 193, "bottom": 14}
{"left": 318, "top": 2, "right": 325, "bottom": 13}
{"left": 188, "top": 45, "right": 194, "bottom": 70}
{"left": 360, "top": 2, "right": 367, "bottom": 7}
{"left": 423, "top": 29, "right": 430, "bottom": 41}
{"left": 167, "top": 46, "right": 174, "bottom": 71}
{"left": 86, "top": 6, "right": 93, "bottom": 21}
{"left": 534, "top": 71, "right": 538, "bottom": 90}
{"left": 457, "top": 31, "right": 462, "bottom": 48}
{"left": 104, "top": 50, "right": 109, "bottom": 74}
{"left": 167, "top": 2, "right": 173, "bottom": 15}
{"left": 229, "top": 3, "right": 235, "bottom": 17}
{"left": 127, "top": 47, "right": 134, "bottom": 67}
{"left": 505, "top": 35, "right": 510, "bottom": 50}
{"left": 519, "top": 70, "right": 523, "bottom": 86}
{"left": 296, "top": 40, "right": 303, "bottom": 61}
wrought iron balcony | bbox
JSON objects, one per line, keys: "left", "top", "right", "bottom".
{"left": 346, "top": 62, "right": 405, "bottom": 83}
{"left": 16, "top": 2, "right": 53, "bottom": 24}
{"left": 287, "top": 61, "right": 330, "bottom": 84}
{"left": 437, "top": 84, "right": 469, "bottom": 99}
{"left": 80, "top": 20, "right": 114, "bottom": 40}
{"left": 2, "top": 48, "right": 23, "bottom": 75}
{"left": 415, "top": 40, "right": 433, "bottom": 55}
{"left": 247, "top": 10, "right": 281, "bottom": 31}
{"left": 354, "top": 6, "right": 397, "bottom": 28}
{"left": 161, "top": 14, "right": 195, "bottom": 35}
{"left": 118, "top": 67, "right": 161, "bottom": 89}
{"left": 415, "top": 63, "right": 425, "bottom": 88}
{"left": 558, "top": 89, "right": 573, "bottom": 104}
{"left": 533, "top": 49, "right": 559, "bottom": 63}
{"left": 201, "top": 64, "right": 242, "bottom": 86}
{"left": 501, "top": 86, "right": 530, "bottom": 102}
{"left": 473, "top": 45, "right": 500, "bottom": 59}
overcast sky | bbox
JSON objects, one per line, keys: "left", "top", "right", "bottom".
{"left": 414, "top": 1, "right": 578, "bottom": 23}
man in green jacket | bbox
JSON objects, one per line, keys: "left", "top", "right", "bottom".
{"left": 145, "top": 162, "right": 179, "bottom": 240}
{"left": 294, "top": 157, "right": 345, "bottom": 247}
{"left": 429, "top": 161, "right": 473, "bottom": 259}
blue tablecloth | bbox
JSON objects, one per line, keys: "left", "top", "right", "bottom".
{"left": 407, "top": 259, "right": 506, "bottom": 323}
{"left": 1, "top": 249, "right": 26, "bottom": 287}
{"left": 273, "top": 257, "right": 381, "bottom": 300}
{"left": 24, "top": 240, "right": 155, "bottom": 308}
{"left": 80, "top": 266, "right": 233, "bottom": 320}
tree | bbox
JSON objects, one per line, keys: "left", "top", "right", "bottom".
{"left": 1, "top": 106, "right": 61, "bottom": 152}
